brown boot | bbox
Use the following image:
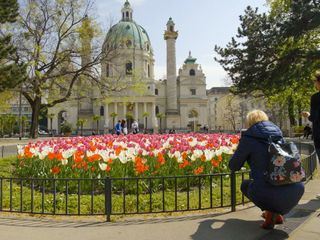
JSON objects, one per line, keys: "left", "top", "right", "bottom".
{"left": 261, "top": 211, "right": 277, "bottom": 230}
{"left": 261, "top": 211, "right": 284, "bottom": 224}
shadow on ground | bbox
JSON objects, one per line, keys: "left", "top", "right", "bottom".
{"left": 0, "top": 209, "right": 244, "bottom": 228}
{"left": 191, "top": 219, "right": 289, "bottom": 240}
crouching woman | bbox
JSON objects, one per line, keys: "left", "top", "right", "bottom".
{"left": 229, "top": 110, "right": 304, "bottom": 229}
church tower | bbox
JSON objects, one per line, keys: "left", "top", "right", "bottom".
{"left": 121, "top": 0, "right": 133, "bottom": 21}
{"left": 164, "top": 17, "right": 179, "bottom": 118}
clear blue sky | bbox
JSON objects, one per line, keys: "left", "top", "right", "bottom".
{"left": 95, "top": 0, "right": 268, "bottom": 88}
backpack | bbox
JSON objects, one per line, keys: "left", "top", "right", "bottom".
{"left": 266, "top": 138, "right": 305, "bottom": 186}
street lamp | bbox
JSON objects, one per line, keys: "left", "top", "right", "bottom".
{"left": 18, "top": 86, "right": 22, "bottom": 140}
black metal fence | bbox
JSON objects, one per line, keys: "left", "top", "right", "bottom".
{"left": 0, "top": 141, "right": 317, "bottom": 222}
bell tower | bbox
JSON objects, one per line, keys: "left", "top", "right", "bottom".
{"left": 121, "top": 0, "right": 133, "bottom": 21}
{"left": 164, "top": 17, "right": 180, "bottom": 128}
{"left": 164, "top": 17, "right": 179, "bottom": 115}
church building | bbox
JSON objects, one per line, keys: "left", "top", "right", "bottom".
{"left": 49, "top": 0, "right": 208, "bottom": 133}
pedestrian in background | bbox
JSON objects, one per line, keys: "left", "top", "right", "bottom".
{"left": 302, "top": 72, "right": 320, "bottom": 161}
{"left": 115, "top": 120, "right": 122, "bottom": 135}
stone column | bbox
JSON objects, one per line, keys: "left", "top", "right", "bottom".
{"left": 164, "top": 18, "right": 179, "bottom": 115}
{"left": 135, "top": 102, "right": 139, "bottom": 121}
{"left": 152, "top": 102, "right": 158, "bottom": 133}
{"left": 114, "top": 102, "right": 118, "bottom": 123}
{"left": 123, "top": 103, "right": 127, "bottom": 118}
{"left": 104, "top": 103, "right": 109, "bottom": 133}
{"left": 144, "top": 102, "right": 147, "bottom": 128}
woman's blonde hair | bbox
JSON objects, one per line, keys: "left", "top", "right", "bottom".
{"left": 246, "top": 110, "right": 269, "bottom": 127}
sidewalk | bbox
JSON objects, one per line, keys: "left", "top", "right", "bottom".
{"left": 288, "top": 176, "right": 320, "bottom": 240}
{"left": 0, "top": 175, "right": 319, "bottom": 240}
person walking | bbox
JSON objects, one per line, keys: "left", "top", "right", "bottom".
{"left": 132, "top": 120, "right": 139, "bottom": 134}
{"left": 121, "top": 119, "right": 128, "bottom": 135}
{"left": 229, "top": 110, "right": 305, "bottom": 229}
{"left": 303, "top": 124, "right": 312, "bottom": 139}
{"left": 302, "top": 72, "right": 320, "bottom": 160}
{"left": 115, "top": 120, "right": 122, "bottom": 135}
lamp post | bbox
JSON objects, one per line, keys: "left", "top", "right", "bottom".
{"left": 18, "top": 86, "right": 22, "bottom": 140}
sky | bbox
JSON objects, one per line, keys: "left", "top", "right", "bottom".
{"left": 94, "top": 0, "right": 269, "bottom": 88}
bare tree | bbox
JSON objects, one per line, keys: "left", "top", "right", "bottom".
{"left": 224, "top": 95, "right": 240, "bottom": 132}
{"left": 9, "top": 0, "right": 143, "bottom": 138}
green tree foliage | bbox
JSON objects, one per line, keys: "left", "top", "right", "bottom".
{"left": 0, "top": 0, "right": 25, "bottom": 91}
{"left": 215, "top": 0, "right": 320, "bottom": 124}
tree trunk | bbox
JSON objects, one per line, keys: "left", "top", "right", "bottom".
{"left": 30, "top": 97, "right": 41, "bottom": 139}
{"left": 96, "top": 120, "right": 99, "bottom": 134}
{"left": 22, "top": 120, "right": 25, "bottom": 137}
{"left": 50, "top": 118, "right": 53, "bottom": 136}
{"left": 297, "top": 102, "right": 302, "bottom": 126}
{"left": 287, "top": 96, "right": 296, "bottom": 126}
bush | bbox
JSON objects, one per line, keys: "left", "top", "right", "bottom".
{"left": 293, "top": 126, "right": 305, "bottom": 133}
{"left": 61, "top": 122, "right": 72, "bottom": 134}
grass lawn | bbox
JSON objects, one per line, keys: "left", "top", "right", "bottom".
{"left": 0, "top": 156, "right": 250, "bottom": 217}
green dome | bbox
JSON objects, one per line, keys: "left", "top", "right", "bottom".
{"left": 104, "top": 21, "right": 152, "bottom": 52}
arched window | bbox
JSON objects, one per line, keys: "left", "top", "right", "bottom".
{"left": 170, "top": 26, "right": 174, "bottom": 32}
{"left": 189, "top": 69, "right": 196, "bottom": 76}
{"left": 126, "top": 39, "right": 132, "bottom": 48}
{"left": 122, "top": 13, "right": 125, "bottom": 19}
{"left": 147, "top": 64, "right": 150, "bottom": 78}
{"left": 155, "top": 89, "right": 159, "bottom": 95}
{"left": 100, "top": 106, "right": 104, "bottom": 116}
{"left": 126, "top": 12, "right": 129, "bottom": 18}
{"left": 156, "top": 106, "right": 159, "bottom": 115}
{"left": 126, "top": 62, "right": 132, "bottom": 75}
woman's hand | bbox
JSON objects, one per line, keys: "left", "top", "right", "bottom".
{"left": 301, "top": 111, "right": 310, "bottom": 118}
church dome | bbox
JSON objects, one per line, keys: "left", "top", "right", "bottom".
{"left": 104, "top": 1, "right": 152, "bottom": 53}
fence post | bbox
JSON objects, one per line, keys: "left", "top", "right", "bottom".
{"left": 105, "top": 177, "right": 112, "bottom": 222}
{"left": 1, "top": 146, "right": 3, "bottom": 158}
{"left": 230, "top": 171, "right": 236, "bottom": 212}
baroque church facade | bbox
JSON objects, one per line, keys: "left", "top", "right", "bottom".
{"left": 49, "top": 1, "right": 208, "bottom": 133}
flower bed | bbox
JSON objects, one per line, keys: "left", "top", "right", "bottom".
{"left": 16, "top": 133, "right": 239, "bottom": 179}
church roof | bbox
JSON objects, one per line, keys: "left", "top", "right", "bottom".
{"left": 104, "top": 1, "right": 152, "bottom": 52}
{"left": 184, "top": 51, "right": 197, "bottom": 64}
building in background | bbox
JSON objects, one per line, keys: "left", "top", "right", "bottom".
{"left": 48, "top": 0, "right": 208, "bottom": 134}
{"left": 207, "top": 87, "right": 292, "bottom": 134}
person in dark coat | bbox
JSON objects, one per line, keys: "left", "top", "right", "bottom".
{"left": 302, "top": 72, "right": 320, "bottom": 160}
{"left": 302, "top": 72, "right": 320, "bottom": 200}
{"left": 303, "top": 124, "right": 312, "bottom": 139}
{"left": 115, "top": 120, "right": 122, "bottom": 135}
{"left": 229, "top": 110, "right": 305, "bottom": 229}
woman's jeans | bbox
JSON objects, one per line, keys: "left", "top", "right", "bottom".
{"left": 240, "top": 179, "right": 253, "bottom": 201}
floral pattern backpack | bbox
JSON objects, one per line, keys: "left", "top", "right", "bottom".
{"left": 266, "top": 139, "right": 305, "bottom": 186}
